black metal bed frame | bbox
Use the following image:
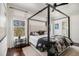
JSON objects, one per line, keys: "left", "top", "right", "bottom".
{"left": 27, "top": 3, "right": 70, "bottom": 55}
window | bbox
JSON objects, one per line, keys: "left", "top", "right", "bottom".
{"left": 13, "top": 20, "right": 25, "bottom": 37}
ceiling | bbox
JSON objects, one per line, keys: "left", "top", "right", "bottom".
{"left": 8, "top": 3, "right": 79, "bottom": 20}
{"left": 8, "top": 3, "right": 46, "bottom": 16}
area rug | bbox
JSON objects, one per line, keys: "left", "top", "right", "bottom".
{"left": 62, "top": 46, "right": 79, "bottom": 56}
{"left": 22, "top": 45, "right": 47, "bottom": 56}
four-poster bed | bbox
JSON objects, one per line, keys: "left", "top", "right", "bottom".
{"left": 27, "top": 3, "right": 72, "bottom": 56}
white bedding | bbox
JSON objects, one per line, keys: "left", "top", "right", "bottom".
{"left": 29, "top": 35, "right": 47, "bottom": 47}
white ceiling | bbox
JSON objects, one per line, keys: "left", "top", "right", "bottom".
{"left": 8, "top": 3, "right": 79, "bottom": 20}
{"left": 8, "top": 3, "right": 46, "bottom": 15}
{"left": 56, "top": 3, "right": 79, "bottom": 16}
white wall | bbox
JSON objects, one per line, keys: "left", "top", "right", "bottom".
{"left": 0, "top": 3, "right": 6, "bottom": 39}
{"left": 70, "top": 15, "right": 79, "bottom": 43}
{"left": 29, "top": 20, "right": 47, "bottom": 32}
{"left": 7, "top": 8, "right": 28, "bottom": 48}
{"left": 0, "top": 3, "right": 7, "bottom": 56}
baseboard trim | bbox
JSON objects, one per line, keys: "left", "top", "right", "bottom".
{"left": 8, "top": 44, "right": 30, "bottom": 49}
{"left": 73, "top": 42, "right": 79, "bottom": 46}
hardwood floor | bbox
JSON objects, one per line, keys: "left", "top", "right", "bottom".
{"left": 6, "top": 45, "right": 45, "bottom": 56}
{"left": 73, "top": 43, "right": 79, "bottom": 47}
{"left": 6, "top": 48, "right": 25, "bottom": 56}
{"left": 6, "top": 44, "right": 28, "bottom": 56}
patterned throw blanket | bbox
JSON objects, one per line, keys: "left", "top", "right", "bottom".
{"left": 49, "top": 35, "right": 73, "bottom": 56}
{"left": 36, "top": 35, "right": 73, "bottom": 55}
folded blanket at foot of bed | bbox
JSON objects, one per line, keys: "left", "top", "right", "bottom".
{"left": 48, "top": 35, "right": 73, "bottom": 56}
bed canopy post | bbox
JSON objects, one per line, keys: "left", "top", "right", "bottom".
{"left": 47, "top": 4, "right": 50, "bottom": 43}
{"left": 27, "top": 18, "right": 30, "bottom": 45}
{"left": 68, "top": 16, "right": 70, "bottom": 38}
{"left": 47, "top": 4, "right": 51, "bottom": 56}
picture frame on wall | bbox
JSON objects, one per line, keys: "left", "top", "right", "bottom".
{"left": 13, "top": 20, "right": 25, "bottom": 26}
{"left": 55, "top": 23, "right": 59, "bottom": 29}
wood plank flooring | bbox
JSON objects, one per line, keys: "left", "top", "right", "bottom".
{"left": 6, "top": 48, "right": 25, "bottom": 56}
{"left": 6, "top": 45, "right": 46, "bottom": 56}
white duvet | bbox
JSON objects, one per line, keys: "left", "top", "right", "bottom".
{"left": 29, "top": 35, "right": 47, "bottom": 47}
